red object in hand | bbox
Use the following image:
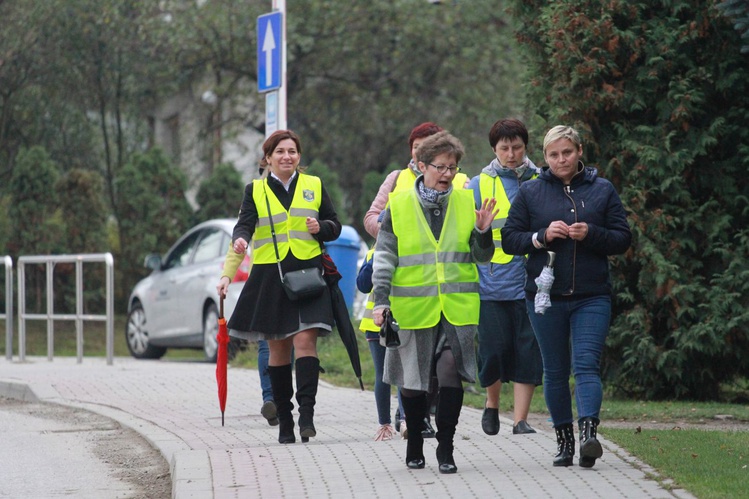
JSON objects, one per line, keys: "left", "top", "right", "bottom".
{"left": 215, "top": 297, "right": 229, "bottom": 426}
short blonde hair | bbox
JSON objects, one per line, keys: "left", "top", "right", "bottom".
{"left": 543, "top": 125, "right": 582, "bottom": 154}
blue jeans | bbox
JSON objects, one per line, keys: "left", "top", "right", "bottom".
{"left": 368, "top": 339, "right": 403, "bottom": 425}
{"left": 526, "top": 295, "right": 611, "bottom": 426}
{"left": 258, "top": 340, "right": 273, "bottom": 403}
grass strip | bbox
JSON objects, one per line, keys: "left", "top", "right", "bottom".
{"left": 602, "top": 427, "right": 749, "bottom": 499}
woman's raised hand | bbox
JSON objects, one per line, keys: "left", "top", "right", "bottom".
{"left": 475, "top": 198, "right": 499, "bottom": 232}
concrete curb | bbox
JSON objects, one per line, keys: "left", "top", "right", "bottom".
{"left": 1, "top": 378, "right": 205, "bottom": 499}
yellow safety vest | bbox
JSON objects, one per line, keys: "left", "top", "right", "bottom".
{"left": 478, "top": 172, "right": 537, "bottom": 264}
{"left": 251, "top": 175, "right": 322, "bottom": 263}
{"left": 359, "top": 248, "right": 378, "bottom": 333}
{"left": 388, "top": 189, "right": 479, "bottom": 329}
{"left": 360, "top": 168, "right": 468, "bottom": 331}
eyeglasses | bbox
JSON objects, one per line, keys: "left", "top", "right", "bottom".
{"left": 428, "top": 163, "right": 462, "bottom": 174}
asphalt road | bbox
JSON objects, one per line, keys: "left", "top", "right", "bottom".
{"left": 0, "top": 397, "right": 171, "bottom": 499}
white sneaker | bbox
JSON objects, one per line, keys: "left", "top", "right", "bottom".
{"left": 374, "top": 424, "right": 395, "bottom": 441}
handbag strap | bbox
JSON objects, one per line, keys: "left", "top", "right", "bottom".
{"left": 261, "top": 180, "right": 286, "bottom": 282}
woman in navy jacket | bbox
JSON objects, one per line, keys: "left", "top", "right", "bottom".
{"left": 501, "top": 125, "right": 631, "bottom": 468}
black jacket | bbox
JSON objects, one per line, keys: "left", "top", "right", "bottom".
{"left": 501, "top": 162, "right": 631, "bottom": 298}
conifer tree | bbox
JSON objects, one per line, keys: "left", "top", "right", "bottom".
{"left": 509, "top": 0, "right": 749, "bottom": 399}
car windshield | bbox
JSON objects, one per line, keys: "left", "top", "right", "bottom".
{"left": 163, "top": 231, "right": 201, "bottom": 270}
{"left": 193, "top": 228, "right": 227, "bottom": 264}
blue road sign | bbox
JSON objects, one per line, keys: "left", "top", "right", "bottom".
{"left": 257, "top": 11, "right": 283, "bottom": 93}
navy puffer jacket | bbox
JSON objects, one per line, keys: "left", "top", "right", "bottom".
{"left": 501, "top": 162, "right": 631, "bottom": 298}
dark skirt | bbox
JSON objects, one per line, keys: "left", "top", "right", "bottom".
{"left": 477, "top": 299, "right": 543, "bottom": 386}
{"left": 227, "top": 255, "right": 335, "bottom": 340}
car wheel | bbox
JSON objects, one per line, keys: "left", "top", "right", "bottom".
{"left": 126, "top": 302, "right": 167, "bottom": 359}
{"left": 204, "top": 303, "right": 244, "bottom": 363}
{"left": 203, "top": 303, "right": 220, "bottom": 362}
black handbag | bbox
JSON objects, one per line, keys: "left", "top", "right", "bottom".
{"left": 281, "top": 267, "right": 327, "bottom": 301}
{"left": 263, "top": 182, "right": 327, "bottom": 302}
{"left": 380, "top": 309, "right": 401, "bottom": 348}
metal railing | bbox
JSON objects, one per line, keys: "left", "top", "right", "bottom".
{"left": 18, "top": 253, "right": 115, "bottom": 365}
{"left": 2, "top": 256, "right": 12, "bottom": 361}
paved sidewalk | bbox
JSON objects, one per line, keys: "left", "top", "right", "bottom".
{"left": 0, "top": 357, "right": 694, "bottom": 499}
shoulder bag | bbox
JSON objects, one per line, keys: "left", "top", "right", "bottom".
{"left": 263, "top": 181, "right": 327, "bottom": 301}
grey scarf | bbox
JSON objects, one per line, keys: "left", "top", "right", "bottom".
{"left": 417, "top": 177, "right": 450, "bottom": 204}
{"left": 490, "top": 157, "right": 530, "bottom": 178}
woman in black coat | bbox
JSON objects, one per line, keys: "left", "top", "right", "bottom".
{"left": 502, "top": 125, "right": 631, "bottom": 468}
{"left": 217, "top": 130, "right": 341, "bottom": 444}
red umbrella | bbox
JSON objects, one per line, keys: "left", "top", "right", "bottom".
{"left": 216, "top": 295, "right": 229, "bottom": 426}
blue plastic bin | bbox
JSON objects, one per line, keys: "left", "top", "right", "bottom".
{"left": 326, "top": 225, "right": 361, "bottom": 311}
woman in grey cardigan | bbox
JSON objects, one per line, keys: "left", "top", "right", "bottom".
{"left": 371, "top": 131, "right": 496, "bottom": 473}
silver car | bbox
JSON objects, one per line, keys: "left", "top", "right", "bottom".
{"left": 125, "top": 219, "right": 248, "bottom": 361}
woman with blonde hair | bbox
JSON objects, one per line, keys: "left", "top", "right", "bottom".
{"left": 502, "top": 125, "right": 631, "bottom": 467}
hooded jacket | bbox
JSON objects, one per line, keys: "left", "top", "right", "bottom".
{"left": 501, "top": 162, "right": 631, "bottom": 298}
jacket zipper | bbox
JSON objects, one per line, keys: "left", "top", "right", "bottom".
{"left": 564, "top": 185, "right": 577, "bottom": 295}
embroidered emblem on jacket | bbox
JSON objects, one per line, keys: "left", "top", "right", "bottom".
{"left": 303, "top": 189, "right": 315, "bottom": 202}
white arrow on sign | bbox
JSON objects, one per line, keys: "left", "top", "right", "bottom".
{"left": 262, "top": 20, "right": 276, "bottom": 88}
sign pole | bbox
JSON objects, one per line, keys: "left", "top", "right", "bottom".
{"left": 273, "top": 0, "right": 287, "bottom": 131}
{"left": 257, "top": 6, "right": 284, "bottom": 137}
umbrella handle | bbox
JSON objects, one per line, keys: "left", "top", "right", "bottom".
{"left": 547, "top": 251, "right": 556, "bottom": 268}
{"left": 220, "top": 295, "right": 224, "bottom": 319}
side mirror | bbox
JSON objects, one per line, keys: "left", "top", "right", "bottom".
{"left": 144, "top": 253, "right": 162, "bottom": 270}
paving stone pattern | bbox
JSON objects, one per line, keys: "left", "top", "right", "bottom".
{"left": 0, "top": 358, "right": 695, "bottom": 499}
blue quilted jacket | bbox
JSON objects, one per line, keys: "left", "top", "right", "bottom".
{"left": 501, "top": 162, "right": 631, "bottom": 298}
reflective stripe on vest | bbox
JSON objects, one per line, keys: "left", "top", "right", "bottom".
{"left": 251, "top": 175, "right": 322, "bottom": 263}
{"left": 359, "top": 294, "right": 379, "bottom": 332}
{"left": 388, "top": 189, "right": 479, "bottom": 329}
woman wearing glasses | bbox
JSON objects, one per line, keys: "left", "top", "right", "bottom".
{"left": 371, "top": 131, "right": 497, "bottom": 473}
{"left": 361, "top": 122, "right": 461, "bottom": 441}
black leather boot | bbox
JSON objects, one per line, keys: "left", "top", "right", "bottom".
{"left": 579, "top": 417, "right": 603, "bottom": 468}
{"left": 423, "top": 377, "right": 438, "bottom": 438}
{"left": 268, "top": 364, "right": 295, "bottom": 444}
{"left": 553, "top": 423, "right": 575, "bottom": 467}
{"left": 295, "top": 356, "right": 320, "bottom": 443}
{"left": 401, "top": 393, "right": 427, "bottom": 469}
{"left": 435, "top": 387, "right": 463, "bottom": 474}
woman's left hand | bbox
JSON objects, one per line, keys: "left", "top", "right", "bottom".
{"left": 475, "top": 198, "right": 499, "bottom": 232}
{"left": 306, "top": 217, "right": 320, "bottom": 234}
{"left": 568, "top": 222, "right": 588, "bottom": 241}
{"left": 373, "top": 308, "right": 385, "bottom": 327}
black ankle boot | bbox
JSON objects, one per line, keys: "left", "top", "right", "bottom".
{"left": 401, "top": 393, "right": 427, "bottom": 469}
{"left": 435, "top": 387, "right": 463, "bottom": 474}
{"left": 295, "top": 357, "right": 320, "bottom": 443}
{"left": 268, "top": 364, "right": 295, "bottom": 444}
{"left": 553, "top": 423, "right": 575, "bottom": 467}
{"left": 579, "top": 417, "right": 603, "bottom": 468}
